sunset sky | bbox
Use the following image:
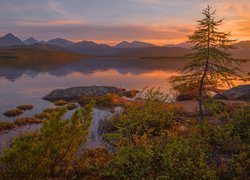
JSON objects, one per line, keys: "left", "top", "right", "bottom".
{"left": 0, "top": 0, "right": 249, "bottom": 45}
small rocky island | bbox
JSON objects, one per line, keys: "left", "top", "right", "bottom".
{"left": 43, "top": 86, "right": 126, "bottom": 102}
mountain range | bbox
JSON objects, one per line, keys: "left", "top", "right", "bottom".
{"left": 0, "top": 33, "right": 23, "bottom": 46}
{"left": 0, "top": 33, "right": 250, "bottom": 58}
{"left": 0, "top": 33, "right": 159, "bottom": 49}
{"left": 116, "top": 41, "right": 156, "bottom": 48}
{"left": 47, "top": 38, "right": 74, "bottom": 48}
{"left": 23, "top": 37, "right": 39, "bottom": 45}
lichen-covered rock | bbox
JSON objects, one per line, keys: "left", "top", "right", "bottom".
{"left": 214, "top": 84, "right": 250, "bottom": 101}
{"left": 43, "top": 86, "right": 125, "bottom": 102}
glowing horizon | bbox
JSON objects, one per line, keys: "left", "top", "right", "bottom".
{"left": 0, "top": 0, "right": 249, "bottom": 45}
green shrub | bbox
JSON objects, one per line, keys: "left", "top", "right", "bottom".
{"left": 102, "top": 90, "right": 175, "bottom": 141}
{"left": 104, "top": 135, "right": 215, "bottom": 179}
{"left": 0, "top": 101, "right": 95, "bottom": 178}
{"left": 103, "top": 135, "right": 157, "bottom": 179}
{"left": 67, "top": 103, "right": 78, "bottom": 110}
{"left": 162, "top": 136, "right": 216, "bottom": 179}
{"left": 232, "top": 105, "right": 250, "bottom": 141}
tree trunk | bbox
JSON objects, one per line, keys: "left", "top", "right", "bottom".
{"left": 198, "top": 13, "right": 211, "bottom": 121}
{"left": 198, "top": 80, "right": 204, "bottom": 120}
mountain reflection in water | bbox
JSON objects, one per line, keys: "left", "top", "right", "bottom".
{"left": 0, "top": 57, "right": 249, "bottom": 120}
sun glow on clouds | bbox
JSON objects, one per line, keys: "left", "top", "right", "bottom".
{"left": 0, "top": 0, "right": 249, "bottom": 44}
{"left": 17, "top": 19, "right": 85, "bottom": 26}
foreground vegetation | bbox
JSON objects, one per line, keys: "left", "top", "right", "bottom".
{"left": 0, "top": 89, "right": 249, "bottom": 179}
{"left": 0, "top": 101, "right": 95, "bottom": 178}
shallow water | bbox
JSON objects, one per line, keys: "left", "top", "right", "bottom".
{"left": 0, "top": 57, "right": 249, "bottom": 120}
{"left": 0, "top": 57, "right": 186, "bottom": 120}
{"left": 0, "top": 108, "right": 114, "bottom": 154}
{"left": 0, "top": 123, "right": 41, "bottom": 154}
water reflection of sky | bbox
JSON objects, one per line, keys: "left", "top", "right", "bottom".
{"left": 0, "top": 58, "right": 249, "bottom": 121}
{"left": 0, "top": 69, "right": 179, "bottom": 120}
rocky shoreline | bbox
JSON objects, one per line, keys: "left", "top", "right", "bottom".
{"left": 214, "top": 84, "right": 250, "bottom": 101}
{"left": 176, "top": 84, "right": 250, "bottom": 102}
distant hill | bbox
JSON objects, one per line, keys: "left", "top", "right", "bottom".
{"left": 0, "top": 33, "right": 23, "bottom": 47}
{"left": 23, "top": 37, "right": 39, "bottom": 45}
{"left": 118, "top": 47, "right": 189, "bottom": 58}
{"left": 115, "top": 41, "right": 156, "bottom": 48}
{"left": 0, "top": 44, "right": 90, "bottom": 62}
{"left": 70, "top": 40, "right": 110, "bottom": 49}
{"left": 29, "top": 43, "right": 71, "bottom": 52}
{"left": 69, "top": 41, "right": 114, "bottom": 55}
{"left": 165, "top": 41, "right": 250, "bottom": 59}
{"left": 0, "top": 33, "right": 249, "bottom": 58}
{"left": 232, "top": 41, "right": 250, "bottom": 59}
{"left": 235, "top": 41, "right": 250, "bottom": 49}
{"left": 47, "top": 38, "right": 74, "bottom": 48}
{"left": 165, "top": 42, "right": 192, "bottom": 49}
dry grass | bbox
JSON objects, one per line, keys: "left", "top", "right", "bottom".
{"left": 54, "top": 100, "right": 68, "bottom": 106}
{"left": 17, "top": 104, "right": 34, "bottom": 111}
{"left": 79, "top": 94, "right": 135, "bottom": 109}
{"left": 3, "top": 108, "right": 23, "bottom": 117}
{"left": 0, "top": 122, "right": 15, "bottom": 132}
{"left": 43, "top": 107, "right": 61, "bottom": 113}
{"left": 14, "top": 117, "right": 43, "bottom": 126}
{"left": 34, "top": 112, "right": 51, "bottom": 120}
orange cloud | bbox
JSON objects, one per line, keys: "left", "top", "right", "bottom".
{"left": 206, "top": 0, "right": 250, "bottom": 41}
{"left": 17, "top": 19, "right": 85, "bottom": 26}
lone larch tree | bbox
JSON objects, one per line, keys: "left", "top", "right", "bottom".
{"left": 170, "top": 5, "right": 245, "bottom": 120}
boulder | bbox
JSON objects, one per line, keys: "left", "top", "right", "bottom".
{"left": 214, "top": 84, "right": 250, "bottom": 101}
{"left": 43, "top": 86, "right": 125, "bottom": 102}
{"left": 213, "top": 93, "right": 227, "bottom": 100}
{"left": 176, "top": 94, "right": 195, "bottom": 101}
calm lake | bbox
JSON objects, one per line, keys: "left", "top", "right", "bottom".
{"left": 0, "top": 57, "right": 249, "bottom": 120}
